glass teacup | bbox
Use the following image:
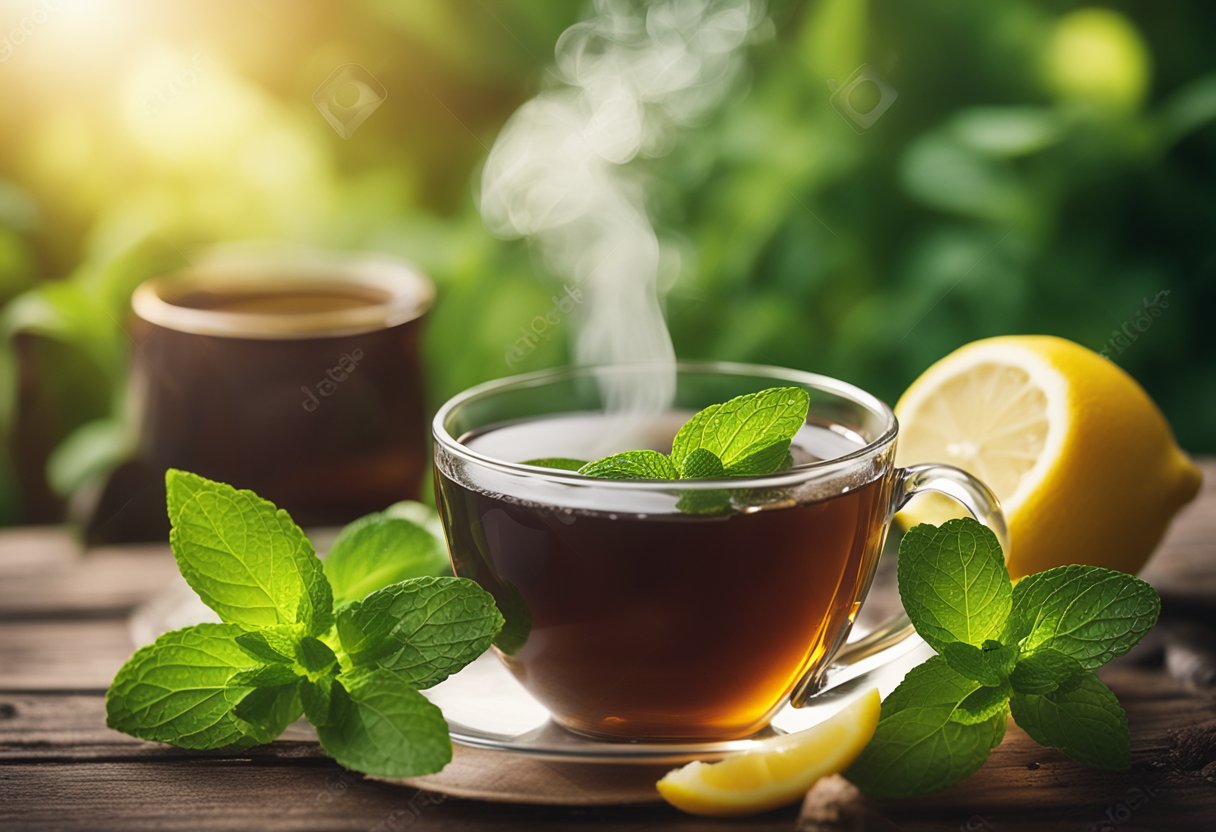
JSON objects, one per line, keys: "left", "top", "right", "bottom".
{"left": 433, "top": 362, "right": 1006, "bottom": 741}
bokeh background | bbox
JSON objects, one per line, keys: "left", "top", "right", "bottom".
{"left": 0, "top": 0, "right": 1213, "bottom": 526}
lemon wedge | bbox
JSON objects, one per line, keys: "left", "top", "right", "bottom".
{"left": 895, "top": 335, "right": 1201, "bottom": 578}
{"left": 655, "top": 689, "right": 880, "bottom": 817}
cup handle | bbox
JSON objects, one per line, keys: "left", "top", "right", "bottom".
{"left": 789, "top": 463, "right": 1009, "bottom": 707}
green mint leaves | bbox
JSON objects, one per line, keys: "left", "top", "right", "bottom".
{"left": 106, "top": 622, "right": 284, "bottom": 751}
{"left": 578, "top": 449, "right": 679, "bottom": 480}
{"left": 669, "top": 386, "right": 807, "bottom": 474}
{"left": 336, "top": 577, "right": 502, "bottom": 689}
{"left": 314, "top": 670, "right": 453, "bottom": 776}
{"left": 323, "top": 508, "right": 450, "bottom": 606}
{"left": 166, "top": 469, "right": 334, "bottom": 634}
{"left": 845, "top": 657, "right": 1008, "bottom": 796}
{"left": 897, "top": 521, "right": 1011, "bottom": 653}
{"left": 847, "top": 518, "right": 1160, "bottom": 797}
{"left": 1006, "top": 564, "right": 1160, "bottom": 668}
{"left": 106, "top": 470, "right": 501, "bottom": 779}
{"left": 1009, "top": 671, "right": 1130, "bottom": 769}
{"left": 526, "top": 388, "right": 810, "bottom": 515}
{"left": 521, "top": 457, "right": 588, "bottom": 472}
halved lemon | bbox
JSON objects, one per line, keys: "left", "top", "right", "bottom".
{"left": 896, "top": 335, "right": 1201, "bottom": 578}
{"left": 655, "top": 689, "right": 880, "bottom": 817}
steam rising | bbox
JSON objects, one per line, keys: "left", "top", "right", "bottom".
{"left": 481, "top": 0, "right": 765, "bottom": 422}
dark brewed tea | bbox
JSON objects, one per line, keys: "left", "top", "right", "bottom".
{"left": 436, "top": 414, "right": 892, "bottom": 740}
{"left": 170, "top": 283, "right": 391, "bottom": 315}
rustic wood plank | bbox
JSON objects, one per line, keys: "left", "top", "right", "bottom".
{"left": 0, "top": 545, "right": 177, "bottom": 620}
{"left": 0, "top": 761, "right": 792, "bottom": 832}
{"left": 0, "top": 619, "right": 134, "bottom": 691}
{"left": 0, "top": 528, "right": 82, "bottom": 577}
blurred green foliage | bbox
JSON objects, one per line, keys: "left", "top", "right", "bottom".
{"left": 0, "top": 0, "right": 1212, "bottom": 524}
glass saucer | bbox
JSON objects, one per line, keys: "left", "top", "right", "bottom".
{"left": 425, "top": 638, "right": 930, "bottom": 765}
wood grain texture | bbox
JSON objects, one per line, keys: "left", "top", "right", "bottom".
{"left": 0, "top": 618, "right": 134, "bottom": 691}
{"left": 0, "top": 461, "right": 1211, "bottom": 830}
{"left": 0, "top": 761, "right": 772, "bottom": 832}
{"left": 0, "top": 542, "right": 176, "bottom": 620}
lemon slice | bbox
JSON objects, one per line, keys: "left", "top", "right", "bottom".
{"left": 895, "top": 335, "right": 1201, "bottom": 578}
{"left": 655, "top": 689, "right": 879, "bottom": 817}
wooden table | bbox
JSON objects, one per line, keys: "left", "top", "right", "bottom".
{"left": 2, "top": 463, "right": 1214, "bottom": 831}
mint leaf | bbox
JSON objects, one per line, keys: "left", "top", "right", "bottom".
{"left": 952, "top": 683, "right": 1011, "bottom": 725}
{"left": 383, "top": 500, "right": 445, "bottom": 541}
{"left": 674, "top": 449, "right": 731, "bottom": 514}
{"left": 231, "top": 663, "right": 300, "bottom": 689}
{"left": 234, "top": 684, "right": 302, "bottom": 744}
{"left": 316, "top": 670, "right": 451, "bottom": 777}
{"left": 846, "top": 657, "right": 1006, "bottom": 797}
{"left": 295, "top": 636, "right": 338, "bottom": 678}
{"left": 941, "top": 640, "right": 1018, "bottom": 687}
{"left": 572, "top": 388, "right": 807, "bottom": 488}
{"left": 301, "top": 677, "right": 338, "bottom": 727}
{"left": 1009, "top": 670, "right": 1130, "bottom": 769}
{"left": 324, "top": 513, "right": 448, "bottom": 607}
{"left": 851, "top": 521, "right": 1162, "bottom": 795}
{"left": 898, "top": 519, "right": 1012, "bottom": 653}
{"left": 106, "top": 623, "right": 263, "bottom": 750}
{"left": 1010, "top": 648, "right": 1086, "bottom": 695}
{"left": 675, "top": 489, "right": 733, "bottom": 515}
{"left": 106, "top": 471, "right": 513, "bottom": 781}
{"left": 579, "top": 450, "right": 678, "bottom": 480}
{"left": 723, "top": 438, "right": 793, "bottom": 476}
{"left": 337, "top": 577, "right": 503, "bottom": 689}
{"left": 166, "top": 470, "right": 333, "bottom": 635}
{"left": 523, "top": 457, "right": 589, "bottom": 472}
{"left": 235, "top": 628, "right": 297, "bottom": 665}
{"left": 670, "top": 387, "right": 809, "bottom": 471}
{"left": 679, "top": 448, "right": 725, "bottom": 478}
{"left": 1007, "top": 565, "right": 1160, "bottom": 669}
{"left": 492, "top": 580, "right": 531, "bottom": 655}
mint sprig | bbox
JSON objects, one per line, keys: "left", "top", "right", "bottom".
{"left": 846, "top": 517, "right": 1160, "bottom": 797}
{"left": 106, "top": 470, "right": 502, "bottom": 779}
{"left": 669, "top": 387, "right": 807, "bottom": 474}
{"left": 526, "top": 387, "right": 811, "bottom": 513}
{"left": 324, "top": 510, "right": 450, "bottom": 606}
